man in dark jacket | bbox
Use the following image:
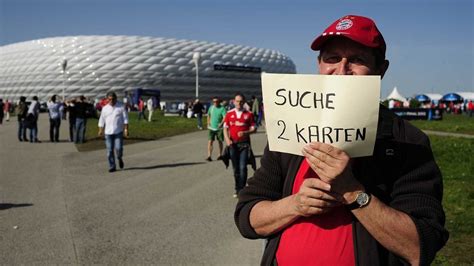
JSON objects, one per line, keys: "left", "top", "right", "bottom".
{"left": 74, "top": 95, "right": 88, "bottom": 143}
{"left": 235, "top": 15, "right": 448, "bottom": 265}
{"left": 16, "top": 96, "right": 28, "bottom": 141}
{"left": 192, "top": 98, "right": 205, "bottom": 130}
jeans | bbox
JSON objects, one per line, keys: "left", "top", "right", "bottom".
{"left": 18, "top": 120, "right": 27, "bottom": 141}
{"left": 105, "top": 132, "right": 124, "bottom": 170}
{"left": 75, "top": 118, "right": 86, "bottom": 143}
{"left": 229, "top": 142, "right": 250, "bottom": 192}
{"left": 29, "top": 120, "right": 38, "bottom": 142}
{"left": 49, "top": 117, "right": 61, "bottom": 142}
{"left": 196, "top": 113, "right": 203, "bottom": 128}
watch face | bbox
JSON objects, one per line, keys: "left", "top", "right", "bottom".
{"left": 356, "top": 193, "right": 370, "bottom": 206}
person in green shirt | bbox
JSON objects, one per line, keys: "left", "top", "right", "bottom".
{"left": 206, "top": 96, "right": 227, "bottom": 161}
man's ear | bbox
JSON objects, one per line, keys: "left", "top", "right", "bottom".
{"left": 380, "top": 60, "right": 389, "bottom": 79}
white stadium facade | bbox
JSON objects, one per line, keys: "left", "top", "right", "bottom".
{"left": 0, "top": 35, "right": 296, "bottom": 102}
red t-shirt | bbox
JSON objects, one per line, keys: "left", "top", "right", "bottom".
{"left": 276, "top": 159, "right": 355, "bottom": 266}
{"left": 223, "top": 109, "right": 255, "bottom": 143}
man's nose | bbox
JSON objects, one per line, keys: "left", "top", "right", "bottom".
{"left": 334, "top": 58, "right": 352, "bottom": 75}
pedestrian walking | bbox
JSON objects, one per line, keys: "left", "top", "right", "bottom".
{"left": 47, "top": 95, "right": 63, "bottom": 142}
{"left": 74, "top": 96, "right": 88, "bottom": 143}
{"left": 251, "top": 95, "right": 260, "bottom": 127}
{"left": 137, "top": 97, "right": 146, "bottom": 120}
{"left": 223, "top": 93, "right": 256, "bottom": 197}
{"left": 192, "top": 98, "right": 204, "bottom": 130}
{"left": 147, "top": 97, "right": 155, "bottom": 122}
{"left": 4, "top": 99, "right": 11, "bottom": 122}
{"left": 26, "top": 96, "right": 41, "bottom": 143}
{"left": 98, "top": 92, "right": 129, "bottom": 173}
{"left": 0, "top": 99, "right": 4, "bottom": 124}
{"left": 206, "top": 96, "right": 226, "bottom": 161}
{"left": 66, "top": 99, "right": 76, "bottom": 142}
{"left": 16, "top": 96, "right": 28, "bottom": 141}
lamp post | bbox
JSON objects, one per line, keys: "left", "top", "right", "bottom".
{"left": 192, "top": 52, "right": 200, "bottom": 99}
{"left": 61, "top": 59, "right": 68, "bottom": 101}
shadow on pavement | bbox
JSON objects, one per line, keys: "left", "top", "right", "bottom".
{"left": 0, "top": 203, "right": 33, "bottom": 210}
{"left": 124, "top": 162, "right": 205, "bottom": 170}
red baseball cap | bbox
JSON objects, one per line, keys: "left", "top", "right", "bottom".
{"left": 311, "top": 15, "right": 386, "bottom": 56}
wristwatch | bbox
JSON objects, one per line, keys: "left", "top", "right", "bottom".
{"left": 347, "top": 191, "right": 371, "bottom": 210}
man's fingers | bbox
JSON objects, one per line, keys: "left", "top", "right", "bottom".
{"left": 306, "top": 142, "right": 343, "bottom": 157}
{"left": 302, "top": 177, "right": 331, "bottom": 191}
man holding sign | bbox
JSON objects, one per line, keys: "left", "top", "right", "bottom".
{"left": 224, "top": 93, "right": 256, "bottom": 198}
{"left": 235, "top": 15, "right": 448, "bottom": 265}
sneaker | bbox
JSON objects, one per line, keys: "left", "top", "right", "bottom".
{"left": 109, "top": 168, "right": 116, "bottom": 173}
{"left": 216, "top": 155, "right": 223, "bottom": 160}
{"left": 119, "top": 159, "right": 124, "bottom": 169}
{"left": 233, "top": 193, "right": 238, "bottom": 198}
{"left": 206, "top": 157, "right": 212, "bottom": 162}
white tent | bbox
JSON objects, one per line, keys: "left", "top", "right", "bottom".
{"left": 385, "top": 87, "right": 407, "bottom": 102}
{"left": 424, "top": 93, "right": 443, "bottom": 101}
{"left": 456, "top": 92, "right": 474, "bottom": 101}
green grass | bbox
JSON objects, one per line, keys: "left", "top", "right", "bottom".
{"left": 77, "top": 111, "right": 200, "bottom": 152}
{"left": 410, "top": 113, "right": 474, "bottom": 135}
{"left": 430, "top": 136, "right": 474, "bottom": 265}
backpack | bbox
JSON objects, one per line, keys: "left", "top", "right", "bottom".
{"left": 16, "top": 103, "right": 28, "bottom": 119}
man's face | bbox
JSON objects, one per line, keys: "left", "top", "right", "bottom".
{"left": 318, "top": 37, "right": 380, "bottom": 76}
{"left": 107, "top": 96, "right": 117, "bottom": 106}
{"left": 213, "top": 98, "right": 220, "bottom": 106}
{"left": 234, "top": 95, "right": 244, "bottom": 110}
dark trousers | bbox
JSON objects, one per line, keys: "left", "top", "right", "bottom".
{"left": 230, "top": 142, "right": 250, "bottom": 192}
{"left": 196, "top": 113, "right": 203, "bottom": 128}
{"left": 138, "top": 110, "right": 146, "bottom": 120}
{"left": 49, "top": 117, "right": 61, "bottom": 142}
{"left": 18, "top": 120, "right": 27, "bottom": 141}
{"left": 69, "top": 118, "right": 76, "bottom": 142}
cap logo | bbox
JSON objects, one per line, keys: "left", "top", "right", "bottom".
{"left": 336, "top": 19, "right": 353, "bottom": 31}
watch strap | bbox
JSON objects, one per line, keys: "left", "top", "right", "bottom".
{"left": 346, "top": 191, "right": 370, "bottom": 210}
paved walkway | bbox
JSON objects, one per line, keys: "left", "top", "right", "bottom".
{"left": 0, "top": 114, "right": 263, "bottom": 264}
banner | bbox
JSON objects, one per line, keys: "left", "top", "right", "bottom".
{"left": 261, "top": 73, "right": 381, "bottom": 157}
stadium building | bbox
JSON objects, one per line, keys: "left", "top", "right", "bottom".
{"left": 0, "top": 35, "right": 296, "bottom": 102}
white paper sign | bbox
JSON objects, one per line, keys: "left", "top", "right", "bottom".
{"left": 261, "top": 73, "right": 381, "bottom": 157}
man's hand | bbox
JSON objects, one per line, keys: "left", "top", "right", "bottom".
{"left": 98, "top": 128, "right": 104, "bottom": 137}
{"left": 292, "top": 178, "right": 342, "bottom": 217}
{"left": 124, "top": 128, "right": 129, "bottom": 138}
{"left": 302, "top": 142, "right": 364, "bottom": 204}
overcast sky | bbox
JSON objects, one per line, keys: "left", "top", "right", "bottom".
{"left": 1, "top": 0, "right": 472, "bottom": 97}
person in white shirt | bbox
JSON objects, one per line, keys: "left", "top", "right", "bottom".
{"left": 147, "top": 97, "right": 155, "bottom": 122}
{"left": 47, "top": 94, "right": 64, "bottom": 142}
{"left": 27, "top": 96, "right": 41, "bottom": 143}
{"left": 98, "top": 92, "right": 129, "bottom": 173}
